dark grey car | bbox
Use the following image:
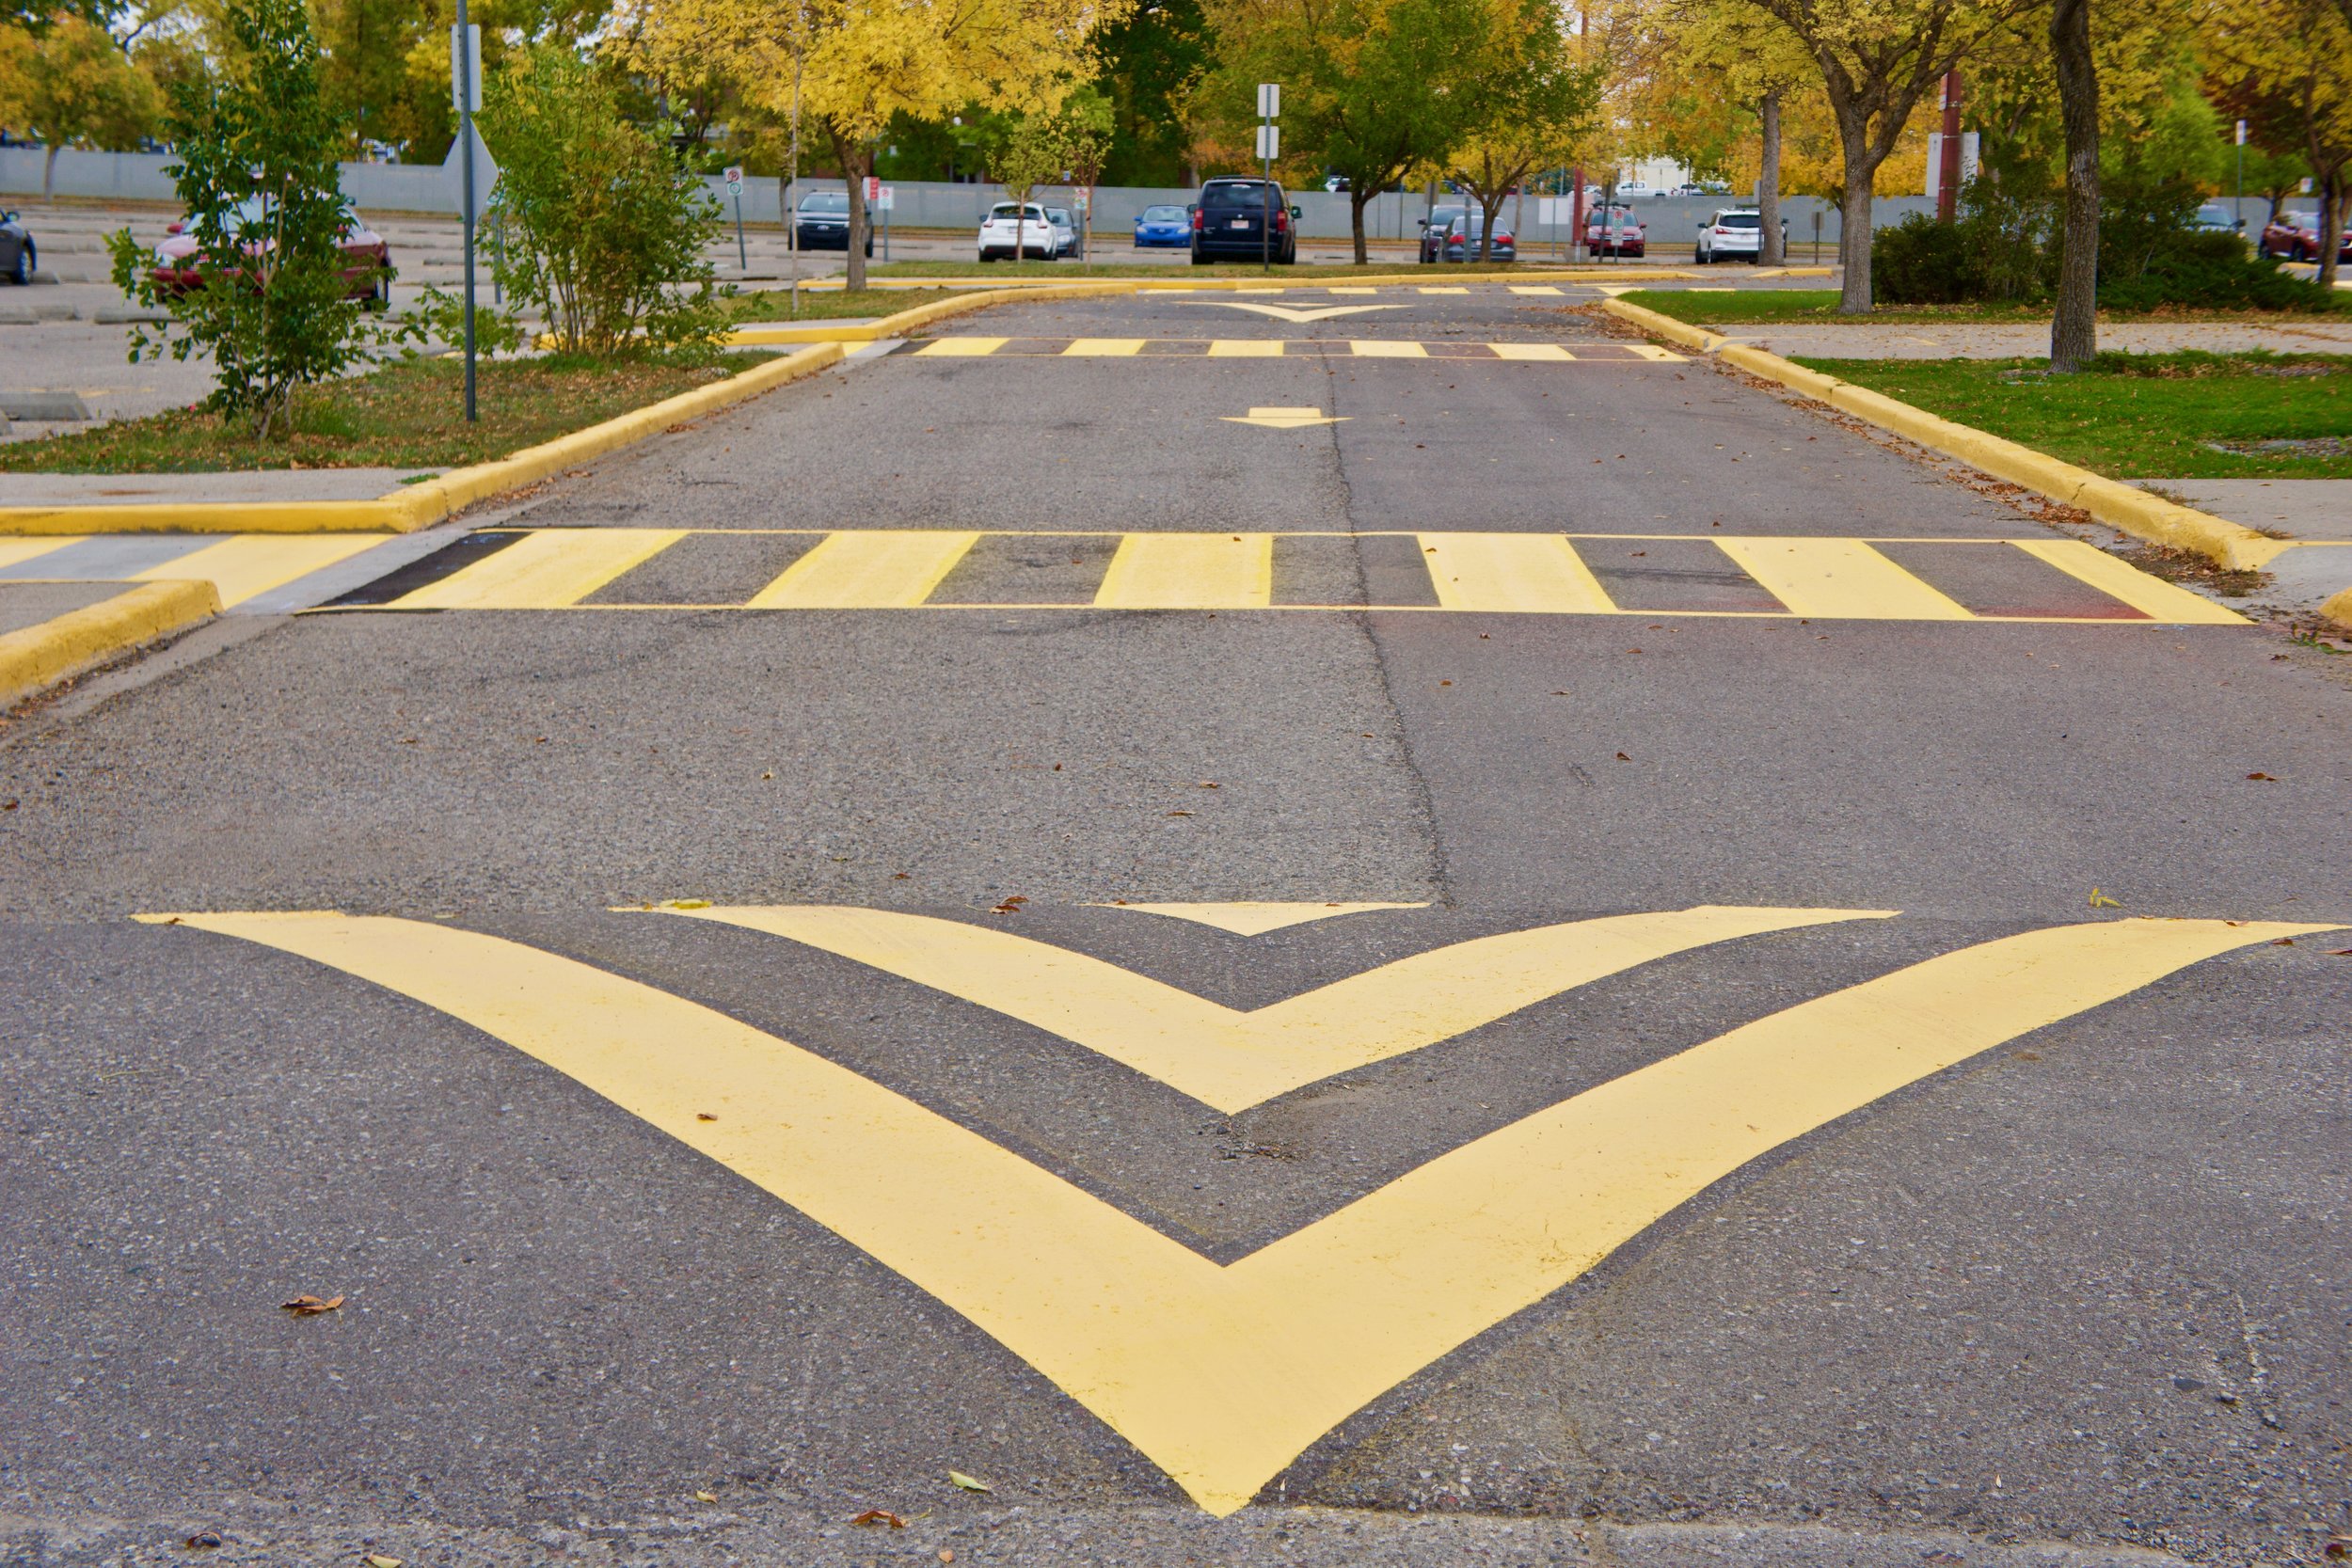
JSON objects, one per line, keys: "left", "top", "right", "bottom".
{"left": 1, "top": 210, "right": 34, "bottom": 285}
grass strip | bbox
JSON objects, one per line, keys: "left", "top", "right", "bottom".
{"left": 1623, "top": 288, "right": 2339, "bottom": 326}
{"left": 1797, "top": 351, "right": 2352, "bottom": 479}
{"left": 0, "top": 352, "right": 773, "bottom": 474}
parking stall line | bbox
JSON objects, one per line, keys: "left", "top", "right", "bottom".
{"left": 745, "top": 531, "right": 982, "bottom": 609}
{"left": 1096, "top": 533, "right": 1274, "bottom": 609}
{"left": 1420, "top": 533, "right": 1616, "bottom": 613}
{"left": 1713, "top": 537, "right": 1975, "bottom": 621}
{"left": 389, "top": 529, "right": 688, "bottom": 610}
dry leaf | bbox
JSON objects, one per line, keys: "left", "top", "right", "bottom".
{"left": 280, "top": 1294, "right": 344, "bottom": 1315}
{"left": 2329, "top": 949, "right": 2352, "bottom": 957}
{"left": 989, "top": 895, "right": 1027, "bottom": 915}
{"left": 947, "top": 1470, "right": 992, "bottom": 1493}
{"left": 1166, "top": 809, "right": 1193, "bottom": 817}
{"left": 940, "top": 1551, "right": 956, "bottom": 1564}
{"left": 1614, "top": 752, "right": 1629, "bottom": 762}
{"left": 366, "top": 1556, "right": 403, "bottom": 1567}
{"left": 185, "top": 1530, "right": 222, "bottom": 1549}
{"left": 2088, "top": 889, "right": 2122, "bottom": 909}
{"left": 851, "top": 1509, "right": 906, "bottom": 1528}
{"left": 663, "top": 898, "right": 712, "bottom": 910}
{"left": 696, "top": 1113, "right": 717, "bottom": 1121}
{"left": 2269, "top": 938, "right": 2295, "bottom": 946}
{"left": 2246, "top": 771, "right": 2276, "bottom": 782}
{"left": 694, "top": 1490, "right": 717, "bottom": 1502}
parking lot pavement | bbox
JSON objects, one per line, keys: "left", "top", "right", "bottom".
{"left": 4, "top": 282, "right": 2348, "bottom": 1567}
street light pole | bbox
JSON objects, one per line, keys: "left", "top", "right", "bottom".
{"left": 454, "top": 0, "right": 477, "bottom": 422}
{"left": 1257, "top": 83, "right": 1279, "bottom": 276}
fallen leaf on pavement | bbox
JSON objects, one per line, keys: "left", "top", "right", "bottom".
{"left": 851, "top": 1510, "right": 906, "bottom": 1528}
{"left": 184, "top": 1530, "right": 222, "bottom": 1549}
{"left": 947, "top": 1470, "right": 992, "bottom": 1493}
{"left": 940, "top": 1551, "right": 956, "bottom": 1563}
{"left": 2247, "top": 771, "right": 2276, "bottom": 782}
{"left": 1615, "top": 752, "right": 1629, "bottom": 762}
{"left": 663, "top": 898, "right": 712, "bottom": 910}
{"left": 280, "top": 1295, "right": 344, "bottom": 1315}
{"left": 2269, "top": 938, "right": 2295, "bottom": 946}
{"left": 366, "top": 1556, "right": 403, "bottom": 1567}
{"left": 990, "top": 895, "right": 1026, "bottom": 915}
{"left": 1166, "top": 809, "right": 1193, "bottom": 817}
{"left": 694, "top": 1490, "right": 717, "bottom": 1502}
{"left": 2088, "top": 889, "right": 2122, "bottom": 909}
{"left": 2329, "top": 949, "right": 2352, "bottom": 957}
{"left": 696, "top": 1113, "right": 718, "bottom": 1121}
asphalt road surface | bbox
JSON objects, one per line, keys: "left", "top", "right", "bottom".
{"left": 4, "top": 284, "right": 2349, "bottom": 1568}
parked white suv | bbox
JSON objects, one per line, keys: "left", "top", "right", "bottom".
{"left": 1695, "top": 208, "right": 1783, "bottom": 263}
{"left": 977, "top": 202, "right": 1059, "bottom": 262}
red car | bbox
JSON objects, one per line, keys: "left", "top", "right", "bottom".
{"left": 150, "top": 198, "right": 392, "bottom": 308}
{"left": 2256, "top": 212, "right": 2351, "bottom": 263}
{"left": 1585, "top": 204, "right": 1645, "bottom": 258}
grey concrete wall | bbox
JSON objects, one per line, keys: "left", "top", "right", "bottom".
{"left": 5, "top": 146, "right": 2009, "bottom": 246}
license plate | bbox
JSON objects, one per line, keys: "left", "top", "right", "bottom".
{"left": 1231, "top": 217, "right": 1248, "bottom": 229}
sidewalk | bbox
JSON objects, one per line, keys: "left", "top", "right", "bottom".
{"left": 1719, "top": 320, "right": 2352, "bottom": 359}
{"left": 2131, "top": 477, "right": 2352, "bottom": 626}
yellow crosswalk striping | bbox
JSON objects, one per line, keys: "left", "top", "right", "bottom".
{"left": 1349, "top": 340, "right": 1428, "bottom": 357}
{"left": 1096, "top": 533, "right": 1274, "bottom": 609}
{"left": 129, "top": 534, "right": 389, "bottom": 609}
{"left": 1205, "top": 339, "right": 1287, "bottom": 357}
{"left": 1713, "top": 537, "right": 1974, "bottom": 621}
{"left": 0, "top": 537, "right": 81, "bottom": 570}
{"left": 1488, "top": 342, "right": 1576, "bottom": 361}
{"left": 1061, "top": 338, "right": 1149, "bottom": 356}
{"left": 746, "top": 531, "right": 981, "bottom": 609}
{"left": 915, "top": 336, "right": 1010, "bottom": 356}
{"left": 902, "top": 336, "right": 1681, "bottom": 362}
{"left": 1510, "top": 285, "right": 1565, "bottom": 295}
{"left": 1418, "top": 287, "right": 1470, "bottom": 295}
{"left": 329, "top": 529, "right": 2253, "bottom": 626}
{"left": 1421, "top": 533, "right": 1615, "bottom": 613}
{"left": 389, "top": 528, "right": 687, "bottom": 610}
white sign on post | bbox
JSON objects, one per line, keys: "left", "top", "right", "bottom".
{"left": 875, "top": 184, "right": 895, "bottom": 212}
{"left": 863, "top": 175, "right": 882, "bottom": 203}
{"left": 1257, "top": 82, "right": 1279, "bottom": 119}
{"left": 449, "top": 24, "right": 482, "bottom": 113}
{"left": 441, "top": 124, "right": 499, "bottom": 221}
{"left": 724, "top": 164, "right": 743, "bottom": 194}
{"left": 1255, "top": 123, "right": 1280, "bottom": 161}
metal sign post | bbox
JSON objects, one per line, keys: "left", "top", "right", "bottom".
{"left": 876, "top": 182, "right": 894, "bottom": 261}
{"left": 1256, "top": 83, "right": 1279, "bottom": 275}
{"left": 725, "top": 165, "right": 746, "bottom": 270}
{"left": 451, "top": 8, "right": 481, "bottom": 420}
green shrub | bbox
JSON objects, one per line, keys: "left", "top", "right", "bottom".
{"left": 2097, "top": 231, "right": 2334, "bottom": 313}
{"left": 480, "top": 46, "right": 727, "bottom": 356}
{"left": 1872, "top": 214, "right": 1979, "bottom": 304}
{"left": 104, "top": 0, "right": 388, "bottom": 439}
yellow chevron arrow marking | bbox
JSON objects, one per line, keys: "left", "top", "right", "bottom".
{"left": 650, "top": 905, "right": 1893, "bottom": 1112}
{"left": 1183, "top": 301, "right": 1410, "bottom": 324}
{"left": 143, "top": 912, "right": 2330, "bottom": 1517}
{"left": 1221, "top": 406, "right": 1349, "bottom": 429}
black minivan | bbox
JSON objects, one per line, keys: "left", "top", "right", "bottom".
{"left": 1189, "top": 178, "right": 1300, "bottom": 265}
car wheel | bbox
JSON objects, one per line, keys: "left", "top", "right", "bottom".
{"left": 366, "top": 267, "right": 390, "bottom": 311}
{"left": 1191, "top": 248, "right": 1211, "bottom": 266}
{"left": 8, "top": 243, "right": 28, "bottom": 285}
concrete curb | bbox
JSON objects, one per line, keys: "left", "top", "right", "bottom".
{"left": 0, "top": 342, "right": 848, "bottom": 537}
{"left": 1605, "top": 298, "right": 2305, "bottom": 586}
{"left": 0, "top": 578, "right": 220, "bottom": 707}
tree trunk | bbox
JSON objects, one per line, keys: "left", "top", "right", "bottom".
{"left": 1350, "top": 185, "right": 1371, "bottom": 264}
{"left": 43, "top": 141, "right": 58, "bottom": 199}
{"left": 2319, "top": 172, "right": 2344, "bottom": 292}
{"left": 834, "top": 133, "right": 871, "bottom": 291}
{"left": 2048, "top": 0, "right": 2099, "bottom": 372}
{"left": 1835, "top": 112, "right": 1877, "bottom": 312}
{"left": 1758, "top": 89, "right": 1784, "bottom": 265}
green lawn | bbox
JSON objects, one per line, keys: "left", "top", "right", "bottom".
{"left": 1798, "top": 352, "right": 2352, "bottom": 479}
{"left": 722, "top": 285, "right": 978, "bottom": 323}
{"left": 1622, "top": 288, "right": 2340, "bottom": 326}
{"left": 0, "top": 352, "right": 771, "bottom": 473}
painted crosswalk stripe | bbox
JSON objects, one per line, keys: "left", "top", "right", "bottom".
{"left": 1714, "top": 537, "right": 1974, "bottom": 620}
{"left": 0, "top": 537, "right": 82, "bottom": 571}
{"left": 388, "top": 528, "right": 686, "bottom": 610}
{"left": 2008, "top": 538, "right": 2245, "bottom": 626}
{"left": 916, "top": 337, "right": 1009, "bottom": 356}
{"left": 747, "top": 531, "right": 980, "bottom": 609}
{"left": 1326, "top": 287, "right": 1376, "bottom": 295}
{"left": 1418, "top": 287, "right": 1470, "bottom": 295}
{"left": 130, "top": 534, "right": 389, "bottom": 609}
{"left": 1488, "top": 342, "right": 1576, "bottom": 361}
{"left": 1625, "top": 343, "right": 1688, "bottom": 362}
{"left": 1206, "top": 340, "right": 1286, "bottom": 357}
{"left": 1096, "top": 533, "right": 1273, "bottom": 609}
{"left": 1061, "top": 338, "right": 1148, "bottom": 356}
{"left": 1421, "top": 533, "right": 1615, "bottom": 613}
{"left": 1510, "top": 285, "right": 1565, "bottom": 295}
{"left": 1350, "top": 341, "right": 1428, "bottom": 357}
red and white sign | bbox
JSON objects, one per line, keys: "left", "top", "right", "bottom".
{"left": 864, "top": 176, "right": 882, "bottom": 202}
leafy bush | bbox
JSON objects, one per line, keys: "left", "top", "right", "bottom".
{"left": 1872, "top": 214, "right": 1979, "bottom": 304}
{"left": 104, "top": 0, "right": 388, "bottom": 439}
{"left": 480, "top": 46, "right": 726, "bottom": 356}
{"left": 2097, "top": 232, "right": 2334, "bottom": 313}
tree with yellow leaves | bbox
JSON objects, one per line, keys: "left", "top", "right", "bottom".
{"left": 1632, "top": 0, "right": 1813, "bottom": 261}
{"left": 1, "top": 12, "right": 158, "bottom": 197}
{"left": 619, "top": 0, "right": 1132, "bottom": 288}
{"left": 2204, "top": 0, "right": 2351, "bottom": 291}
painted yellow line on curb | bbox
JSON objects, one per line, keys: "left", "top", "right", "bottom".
{"left": 1096, "top": 532, "right": 1273, "bottom": 609}
{"left": 746, "top": 531, "right": 980, "bottom": 609}
{"left": 130, "top": 533, "right": 389, "bottom": 608}
{"left": 1422, "top": 532, "right": 1615, "bottom": 613}
{"left": 390, "top": 529, "right": 685, "bottom": 610}
{"left": 2008, "top": 539, "right": 2248, "bottom": 626}
{"left": 151, "top": 911, "right": 2337, "bottom": 1516}
{"left": 0, "top": 578, "right": 219, "bottom": 707}
{"left": 1715, "top": 537, "right": 1974, "bottom": 621}
{"left": 0, "top": 537, "right": 82, "bottom": 569}
{"left": 659, "top": 904, "right": 1888, "bottom": 1111}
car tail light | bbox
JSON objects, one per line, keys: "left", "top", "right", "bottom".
{"left": 1273, "top": 210, "right": 1288, "bottom": 233}
{"left": 1192, "top": 209, "right": 1204, "bottom": 230}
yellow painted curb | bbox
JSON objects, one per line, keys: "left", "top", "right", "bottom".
{"left": 2319, "top": 583, "right": 2352, "bottom": 634}
{"left": 0, "top": 578, "right": 220, "bottom": 706}
{"left": 1609, "top": 298, "right": 2286, "bottom": 576}
{"left": 0, "top": 342, "right": 847, "bottom": 537}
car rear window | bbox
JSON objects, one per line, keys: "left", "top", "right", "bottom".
{"left": 1718, "top": 214, "right": 1761, "bottom": 229}
{"left": 1202, "top": 182, "right": 1277, "bottom": 209}
{"left": 802, "top": 193, "right": 848, "bottom": 214}
{"left": 989, "top": 203, "right": 1045, "bottom": 220}
{"left": 1141, "top": 205, "right": 1184, "bottom": 221}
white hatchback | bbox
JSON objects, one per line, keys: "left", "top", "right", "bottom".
{"left": 1697, "top": 209, "right": 1778, "bottom": 263}
{"left": 977, "top": 202, "right": 1059, "bottom": 262}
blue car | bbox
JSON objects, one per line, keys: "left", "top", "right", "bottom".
{"left": 1133, "top": 203, "right": 1190, "bottom": 248}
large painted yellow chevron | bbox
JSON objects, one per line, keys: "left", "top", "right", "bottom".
{"left": 145, "top": 911, "right": 2330, "bottom": 1517}
{"left": 637, "top": 904, "right": 1894, "bottom": 1112}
